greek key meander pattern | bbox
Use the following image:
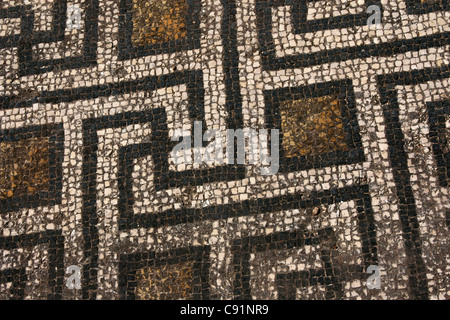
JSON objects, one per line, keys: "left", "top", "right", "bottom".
{"left": 0, "top": 0, "right": 449, "bottom": 299}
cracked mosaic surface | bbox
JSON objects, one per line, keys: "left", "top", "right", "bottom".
{"left": 280, "top": 96, "right": 347, "bottom": 157}
{"left": 0, "top": 137, "right": 50, "bottom": 199}
{"left": 135, "top": 262, "right": 194, "bottom": 300}
{"left": 131, "top": 0, "right": 188, "bottom": 45}
{"left": 0, "top": 0, "right": 449, "bottom": 300}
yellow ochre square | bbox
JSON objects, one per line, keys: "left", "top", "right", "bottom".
{"left": 280, "top": 95, "right": 348, "bottom": 158}
{"left": 132, "top": 0, "right": 188, "bottom": 46}
{"left": 135, "top": 262, "right": 194, "bottom": 300}
{"left": 0, "top": 137, "right": 50, "bottom": 199}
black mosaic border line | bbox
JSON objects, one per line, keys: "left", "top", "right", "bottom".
{"left": 377, "top": 65, "right": 450, "bottom": 300}
{"left": 232, "top": 184, "right": 378, "bottom": 299}
{"left": 0, "top": 123, "right": 64, "bottom": 214}
{"left": 0, "top": 0, "right": 98, "bottom": 76}
{"left": 426, "top": 100, "right": 449, "bottom": 187}
{"left": 255, "top": 0, "right": 450, "bottom": 71}
{"left": 0, "top": 230, "right": 65, "bottom": 300}
{"left": 2, "top": 70, "right": 201, "bottom": 110}
{"left": 118, "top": 0, "right": 202, "bottom": 60}
{"left": 221, "top": 0, "right": 243, "bottom": 129}
{"left": 264, "top": 78, "right": 365, "bottom": 173}
{"left": 80, "top": 71, "right": 245, "bottom": 299}
{"left": 405, "top": 0, "right": 450, "bottom": 15}
{"left": 0, "top": 268, "right": 27, "bottom": 300}
{"left": 118, "top": 245, "right": 211, "bottom": 300}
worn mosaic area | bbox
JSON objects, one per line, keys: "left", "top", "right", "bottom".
{"left": 0, "top": 0, "right": 449, "bottom": 300}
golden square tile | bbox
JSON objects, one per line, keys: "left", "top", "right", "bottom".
{"left": 131, "top": 0, "right": 188, "bottom": 46}
{"left": 0, "top": 137, "right": 50, "bottom": 199}
{"left": 280, "top": 95, "right": 348, "bottom": 158}
{"left": 135, "top": 261, "right": 194, "bottom": 300}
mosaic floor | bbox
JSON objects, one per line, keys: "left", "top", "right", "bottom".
{"left": 0, "top": 0, "right": 449, "bottom": 300}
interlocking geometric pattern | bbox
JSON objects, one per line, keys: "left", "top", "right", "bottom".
{"left": 0, "top": 0, "right": 98, "bottom": 76}
{"left": 0, "top": 0, "right": 449, "bottom": 300}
